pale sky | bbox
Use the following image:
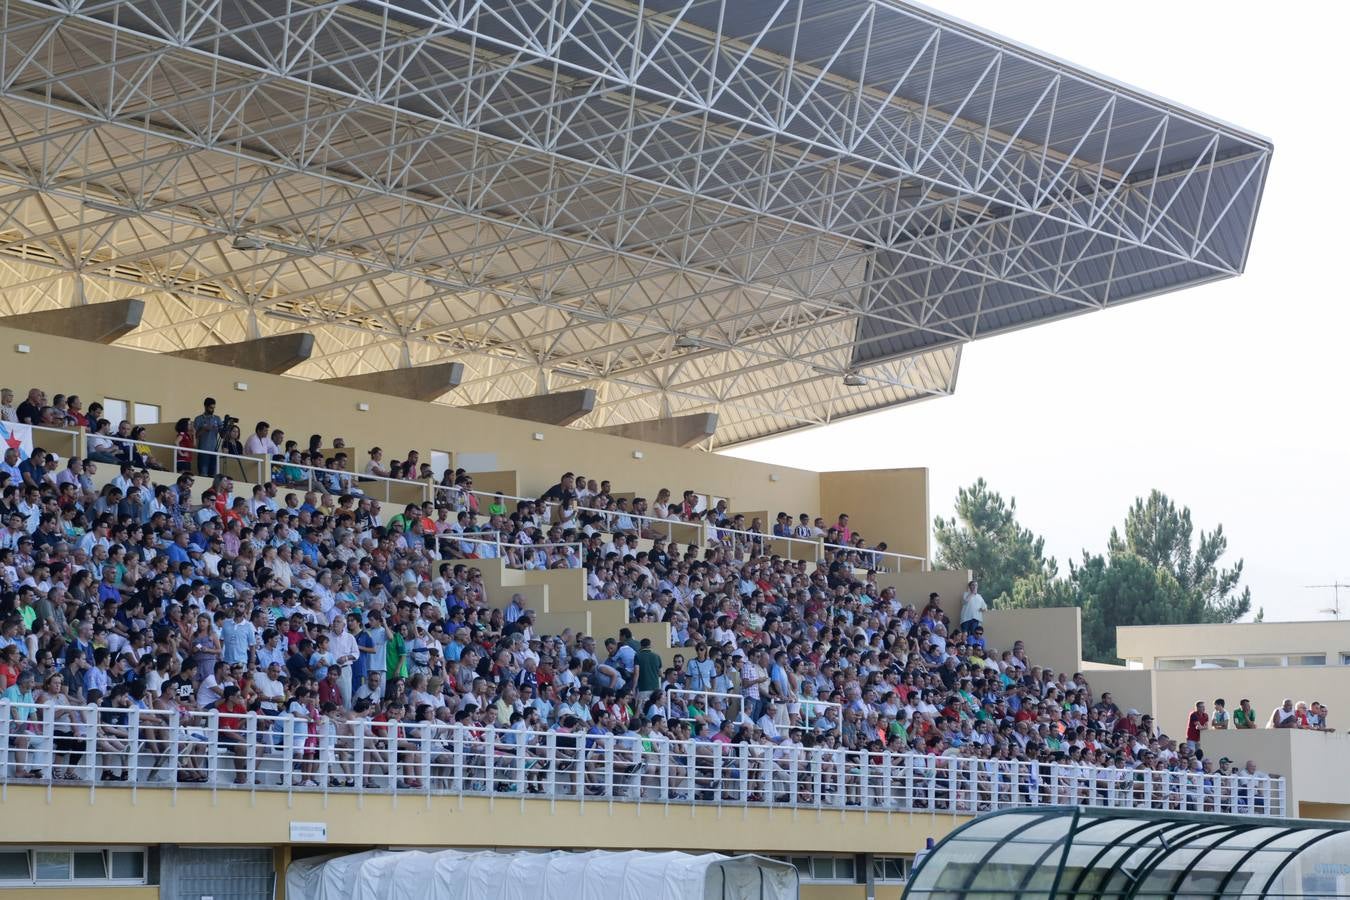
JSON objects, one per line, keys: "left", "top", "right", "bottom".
{"left": 724, "top": 0, "right": 1350, "bottom": 622}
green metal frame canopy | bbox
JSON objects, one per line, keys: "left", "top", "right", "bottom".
{"left": 903, "top": 806, "right": 1350, "bottom": 899}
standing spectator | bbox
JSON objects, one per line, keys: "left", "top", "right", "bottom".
{"left": 1185, "top": 700, "right": 1209, "bottom": 749}
{"left": 634, "top": 638, "right": 661, "bottom": 708}
{"left": 173, "top": 418, "right": 195, "bottom": 472}
{"left": 193, "top": 398, "right": 223, "bottom": 477}
{"left": 960, "top": 580, "right": 987, "bottom": 635}
{"left": 1233, "top": 698, "right": 1258, "bottom": 729}
{"left": 0, "top": 387, "right": 15, "bottom": 422}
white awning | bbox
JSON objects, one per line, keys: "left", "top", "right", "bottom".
{"left": 285, "top": 849, "right": 798, "bottom": 900}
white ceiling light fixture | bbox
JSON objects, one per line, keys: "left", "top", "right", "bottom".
{"left": 842, "top": 372, "right": 867, "bottom": 387}
{"left": 231, "top": 234, "right": 266, "bottom": 251}
{"left": 673, "top": 335, "right": 702, "bottom": 350}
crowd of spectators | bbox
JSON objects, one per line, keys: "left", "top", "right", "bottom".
{"left": 0, "top": 385, "right": 1276, "bottom": 807}
{"left": 1186, "top": 697, "right": 1333, "bottom": 736}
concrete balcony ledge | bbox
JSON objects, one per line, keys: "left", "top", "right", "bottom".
{"left": 1203, "top": 727, "right": 1349, "bottom": 817}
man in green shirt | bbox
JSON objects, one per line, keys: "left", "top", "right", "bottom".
{"left": 634, "top": 638, "right": 662, "bottom": 709}
{"left": 1233, "top": 698, "right": 1258, "bottom": 729}
{"left": 386, "top": 622, "right": 408, "bottom": 680}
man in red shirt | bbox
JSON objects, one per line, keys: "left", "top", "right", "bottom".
{"left": 1185, "top": 700, "right": 1209, "bottom": 750}
{"left": 1114, "top": 708, "right": 1141, "bottom": 737}
{"left": 318, "top": 666, "right": 343, "bottom": 708}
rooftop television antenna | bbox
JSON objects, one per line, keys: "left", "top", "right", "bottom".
{"left": 1307, "top": 582, "right": 1350, "bottom": 620}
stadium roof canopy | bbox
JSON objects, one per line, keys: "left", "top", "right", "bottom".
{"left": 0, "top": 0, "right": 1271, "bottom": 446}
{"left": 904, "top": 807, "right": 1350, "bottom": 899}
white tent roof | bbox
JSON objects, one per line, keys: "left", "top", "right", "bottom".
{"left": 286, "top": 849, "right": 797, "bottom": 900}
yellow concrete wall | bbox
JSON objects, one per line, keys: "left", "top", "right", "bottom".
{"left": 1117, "top": 620, "right": 1350, "bottom": 667}
{"left": 982, "top": 606, "right": 1082, "bottom": 677}
{"left": 1202, "top": 728, "right": 1350, "bottom": 818}
{"left": 0, "top": 785, "right": 966, "bottom": 857}
{"left": 1079, "top": 669, "right": 1155, "bottom": 722}
{"left": 0, "top": 324, "right": 822, "bottom": 514}
{"left": 800, "top": 886, "right": 902, "bottom": 900}
{"left": 818, "top": 469, "right": 929, "bottom": 563}
{"left": 874, "top": 569, "right": 970, "bottom": 619}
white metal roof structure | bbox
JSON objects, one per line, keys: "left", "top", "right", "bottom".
{"left": 285, "top": 849, "right": 799, "bottom": 900}
{"left": 0, "top": 1, "right": 1271, "bottom": 446}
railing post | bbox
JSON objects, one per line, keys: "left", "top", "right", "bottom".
{"left": 791, "top": 747, "right": 802, "bottom": 808}
{"left": 544, "top": 731, "right": 557, "bottom": 799}
{"left": 603, "top": 735, "right": 615, "bottom": 799}
{"left": 0, "top": 700, "right": 10, "bottom": 784}
{"left": 658, "top": 739, "right": 670, "bottom": 801}
{"left": 244, "top": 713, "right": 257, "bottom": 787}
{"left": 40, "top": 703, "right": 55, "bottom": 780}
{"left": 205, "top": 712, "right": 219, "bottom": 789}
{"left": 353, "top": 721, "right": 366, "bottom": 790}
{"left": 514, "top": 731, "right": 526, "bottom": 795}
{"left": 281, "top": 709, "right": 295, "bottom": 790}
{"left": 82, "top": 705, "right": 97, "bottom": 782}
{"left": 167, "top": 709, "right": 181, "bottom": 785}
{"left": 385, "top": 721, "right": 398, "bottom": 792}
{"left": 127, "top": 707, "right": 140, "bottom": 785}
{"left": 485, "top": 730, "right": 496, "bottom": 792}
{"left": 420, "top": 726, "right": 433, "bottom": 790}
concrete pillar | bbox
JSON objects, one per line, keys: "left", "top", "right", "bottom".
{"left": 0, "top": 297, "right": 143, "bottom": 343}
{"left": 322, "top": 361, "right": 464, "bottom": 401}
{"left": 589, "top": 412, "right": 718, "bottom": 448}
{"left": 467, "top": 388, "right": 595, "bottom": 426}
{"left": 168, "top": 332, "right": 314, "bottom": 374}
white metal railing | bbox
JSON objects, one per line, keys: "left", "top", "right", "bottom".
{"left": 30, "top": 423, "right": 432, "bottom": 508}
{"left": 0, "top": 701, "right": 1288, "bottom": 817}
{"left": 659, "top": 689, "right": 844, "bottom": 730}
{"left": 461, "top": 486, "right": 928, "bottom": 572}
{"left": 39, "top": 422, "right": 928, "bottom": 571}
{"left": 448, "top": 534, "right": 583, "bottom": 570}
{"left": 463, "top": 488, "right": 692, "bottom": 544}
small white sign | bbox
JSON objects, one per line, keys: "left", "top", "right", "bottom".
{"left": 290, "top": 821, "right": 328, "bottom": 843}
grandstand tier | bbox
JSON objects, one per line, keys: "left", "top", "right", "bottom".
{"left": 6, "top": 320, "right": 1349, "bottom": 900}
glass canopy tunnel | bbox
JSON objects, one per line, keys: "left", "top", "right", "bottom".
{"left": 903, "top": 806, "right": 1350, "bottom": 899}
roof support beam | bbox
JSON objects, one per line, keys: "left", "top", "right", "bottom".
{"left": 589, "top": 412, "right": 719, "bottom": 449}
{"left": 321, "top": 361, "right": 464, "bottom": 402}
{"left": 0, "top": 297, "right": 143, "bottom": 344}
{"left": 467, "top": 389, "right": 595, "bottom": 426}
{"left": 168, "top": 332, "right": 314, "bottom": 374}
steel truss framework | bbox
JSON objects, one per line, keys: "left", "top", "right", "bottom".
{"left": 0, "top": 0, "right": 1270, "bottom": 447}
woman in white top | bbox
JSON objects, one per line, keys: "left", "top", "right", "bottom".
{"left": 652, "top": 488, "right": 673, "bottom": 519}
{"left": 364, "top": 447, "right": 390, "bottom": 478}
{"left": 557, "top": 498, "right": 580, "bottom": 530}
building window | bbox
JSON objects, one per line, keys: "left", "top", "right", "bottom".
{"left": 0, "top": 848, "right": 147, "bottom": 885}
{"left": 430, "top": 450, "right": 452, "bottom": 481}
{"left": 1157, "top": 653, "right": 1330, "bottom": 670}
{"left": 872, "top": 856, "right": 909, "bottom": 883}
{"left": 101, "top": 397, "right": 129, "bottom": 426}
{"left": 774, "top": 855, "right": 865, "bottom": 884}
{"left": 132, "top": 402, "right": 160, "bottom": 425}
